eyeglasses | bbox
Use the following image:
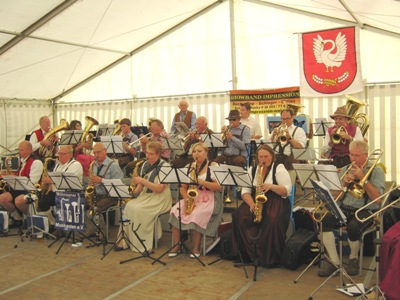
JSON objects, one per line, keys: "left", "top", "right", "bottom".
{"left": 281, "top": 117, "right": 292, "bottom": 121}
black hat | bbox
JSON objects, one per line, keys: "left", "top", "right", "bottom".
{"left": 225, "top": 110, "right": 241, "bottom": 120}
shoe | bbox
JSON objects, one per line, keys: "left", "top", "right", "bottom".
{"left": 345, "top": 258, "right": 359, "bottom": 276}
{"left": 8, "top": 220, "right": 23, "bottom": 229}
{"left": 168, "top": 252, "right": 179, "bottom": 258}
{"left": 113, "top": 245, "right": 124, "bottom": 252}
{"left": 189, "top": 253, "right": 200, "bottom": 258}
{"left": 317, "top": 262, "right": 338, "bottom": 277}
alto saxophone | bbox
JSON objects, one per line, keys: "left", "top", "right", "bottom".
{"left": 254, "top": 163, "right": 268, "bottom": 223}
{"left": 85, "top": 160, "right": 96, "bottom": 209}
{"left": 185, "top": 161, "right": 198, "bottom": 215}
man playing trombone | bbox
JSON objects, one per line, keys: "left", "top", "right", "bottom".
{"left": 317, "top": 140, "right": 385, "bottom": 277}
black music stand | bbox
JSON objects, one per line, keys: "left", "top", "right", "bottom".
{"left": 101, "top": 136, "right": 124, "bottom": 159}
{"left": 152, "top": 165, "right": 205, "bottom": 266}
{"left": 3, "top": 176, "right": 57, "bottom": 247}
{"left": 245, "top": 140, "right": 274, "bottom": 169}
{"left": 313, "top": 118, "right": 333, "bottom": 137}
{"left": 208, "top": 165, "right": 254, "bottom": 278}
{"left": 46, "top": 172, "right": 93, "bottom": 254}
{"left": 101, "top": 179, "right": 165, "bottom": 265}
{"left": 59, "top": 130, "right": 84, "bottom": 146}
{"left": 293, "top": 163, "right": 319, "bottom": 205}
{"left": 163, "top": 135, "right": 184, "bottom": 158}
{"left": 307, "top": 179, "right": 365, "bottom": 299}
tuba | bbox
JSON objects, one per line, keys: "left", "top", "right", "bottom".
{"left": 347, "top": 149, "right": 384, "bottom": 199}
{"left": 85, "top": 160, "right": 96, "bottom": 209}
{"left": 39, "top": 119, "right": 70, "bottom": 157}
{"left": 331, "top": 126, "right": 347, "bottom": 144}
{"left": 81, "top": 116, "right": 99, "bottom": 153}
{"left": 254, "top": 163, "right": 268, "bottom": 223}
{"left": 113, "top": 119, "right": 122, "bottom": 136}
{"left": 345, "top": 95, "right": 370, "bottom": 136}
{"left": 283, "top": 101, "right": 304, "bottom": 116}
{"left": 185, "top": 161, "right": 198, "bottom": 215}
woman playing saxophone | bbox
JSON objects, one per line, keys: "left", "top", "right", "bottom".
{"left": 231, "top": 144, "right": 292, "bottom": 267}
{"left": 168, "top": 142, "right": 222, "bottom": 258}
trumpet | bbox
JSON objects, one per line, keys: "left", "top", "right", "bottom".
{"left": 275, "top": 124, "right": 288, "bottom": 145}
{"left": 222, "top": 125, "right": 231, "bottom": 144}
{"left": 355, "top": 184, "right": 400, "bottom": 223}
{"left": 182, "top": 129, "right": 197, "bottom": 141}
{"left": 129, "top": 132, "right": 153, "bottom": 147}
{"left": 331, "top": 126, "right": 347, "bottom": 144}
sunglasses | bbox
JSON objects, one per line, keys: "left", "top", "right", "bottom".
{"left": 228, "top": 118, "right": 238, "bottom": 121}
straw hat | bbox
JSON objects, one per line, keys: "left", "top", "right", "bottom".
{"left": 329, "top": 106, "right": 350, "bottom": 119}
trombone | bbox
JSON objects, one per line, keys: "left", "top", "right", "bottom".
{"left": 182, "top": 129, "right": 197, "bottom": 142}
{"left": 355, "top": 184, "right": 400, "bottom": 223}
{"left": 129, "top": 132, "right": 153, "bottom": 147}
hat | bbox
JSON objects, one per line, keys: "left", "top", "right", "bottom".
{"left": 225, "top": 109, "right": 241, "bottom": 120}
{"left": 330, "top": 106, "right": 350, "bottom": 119}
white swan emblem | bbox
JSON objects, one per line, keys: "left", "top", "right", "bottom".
{"left": 313, "top": 32, "right": 347, "bottom": 72}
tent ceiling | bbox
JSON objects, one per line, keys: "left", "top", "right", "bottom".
{"left": 0, "top": 0, "right": 399, "bottom": 100}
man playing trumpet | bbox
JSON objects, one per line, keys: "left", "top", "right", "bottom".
{"left": 318, "top": 141, "right": 385, "bottom": 277}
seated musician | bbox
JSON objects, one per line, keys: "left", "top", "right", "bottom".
{"left": 213, "top": 110, "right": 251, "bottom": 168}
{"left": 231, "top": 144, "right": 292, "bottom": 267}
{"left": 318, "top": 141, "right": 385, "bottom": 277}
{"left": 118, "top": 118, "right": 138, "bottom": 170}
{"left": 83, "top": 142, "right": 124, "bottom": 236}
{"left": 322, "top": 106, "right": 364, "bottom": 168}
{"left": 168, "top": 142, "right": 222, "bottom": 258}
{"left": 29, "top": 116, "right": 58, "bottom": 160}
{"left": 69, "top": 120, "right": 94, "bottom": 176}
{"left": 171, "top": 116, "right": 216, "bottom": 168}
{"left": 115, "top": 142, "right": 172, "bottom": 252}
{"left": 38, "top": 145, "right": 83, "bottom": 227}
{"left": 269, "top": 108, "right": 307, "bottom": 184}
{"left": 125, "top": 119, "right": 170, "bottom": 176}
{"left": 0, "top": 141, "right": 43, "bottom": 228}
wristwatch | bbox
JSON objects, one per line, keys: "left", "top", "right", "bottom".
{"left": 364, "top": 180, "right": 369, "bottom": 185}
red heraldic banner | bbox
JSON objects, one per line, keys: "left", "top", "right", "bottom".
{"left": 299, "top": 26, "right": 363, "bottom": 97}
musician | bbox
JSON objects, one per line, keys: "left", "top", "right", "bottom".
{"left": 125, "top": 119, "right": 170, "bottom": 175}
{"left": 29, "top": 116, "right": 58, "bottom": 159}
{"left": 170, "top": 116, "right": 216, "bottom": 168}
{"left": 213, "top": 110, "right": 251, "bottom": 168}
{"left": 168, "top": 142, "right": 222, "bottom": 258}
{"left": 170, "top": 100, "right": 197, "bottom": 134}
{"left": 240, "top": 102, "right": 262, "bottom": 139}
{"left": 69, "top": 120, "right": 94, "bottom": 177}
{"left": 83, "top": 142, "right": 124, "bottom": 236}
{"left": 322, "top": 105, "right": 364, "bottom": 168}
{"left": 0, "top": 141, "right": 43, "bottom": 227}
{"left": 318, "top": 141, "right": 385, "bottom": 277}
{"left": 115, "top": 142, "right": 172, "bottom": 252}
{"left": 117, "top": 118, "right": 138, "bottom": 169}
{"left": 270, "top": 108, "right": 307, "bottom": 183}
{"left": 231, "top": 144, "right": 292, "bottom": 267}
{"left": 38, "top": 146, "right": 83, "bottom": 217}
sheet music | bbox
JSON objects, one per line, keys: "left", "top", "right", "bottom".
{"left": 59, "top": 130, "right": 84, "bottom": 145}
{"left": 2, "top": 176, "right": 37, "bottom": 191}
{"left": 175, "top": 122, "right": 189, "bottom": 134}
{"left": 102, "top": 179, "right": 131, "bottom": 198}
{"left": 292, "top": 164, "right": 318, "bottom": 189}
{"left": 210, "top": 165, "right": 252, "bottom": 188}
{"left": 48, "top": 172, "right": 83, "bottom": 191}
{"left": 158, "top": 166, "right": 191, "bottom": 184}
{"left": 314, "top": 164, "right": 343, "bottom": 191}
{"left": 292, "top": 148, "right": 317, "bottom": 161}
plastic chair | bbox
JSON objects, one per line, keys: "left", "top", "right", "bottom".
{"left": 153, "top": 210, "right": 170, "bottom": 249}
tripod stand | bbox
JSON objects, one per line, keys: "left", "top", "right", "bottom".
{"left": 153, "top": 165, "right": 205, "bottom": 266}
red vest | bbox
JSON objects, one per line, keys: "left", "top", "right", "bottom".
{"left": 328, "top": 124, "right": 357, "bottom": 157}
{"left": 19, "top": 156, "right": 35, "bottom": 179}
{"left": 32, "top": 129, "right": 45, "bottom": 157}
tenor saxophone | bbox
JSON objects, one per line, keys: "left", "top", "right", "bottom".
{"left": 185, "top": 161, "right": 198, "bottom": 215}
{"left": 254, "top": 163, "right": 268, "bottom": 223}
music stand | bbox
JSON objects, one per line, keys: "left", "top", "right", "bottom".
{"left": 101, "top": 179, "right": 164, "bottom": 265}
{"left": 209, "top": 165, "right": 254, "bottom": 278}
{"left": 306, "top": 179, "right": 365, "bottom": 299}
{"left": 2, "top": 176, "right": 56, "bottom": 247}
{"left": 293, "top": 163, "right": 319, "bottom": 205}
{"left": 175, "top": 122, "right": 190, "bottom": 136}
{"left": 59, "top": 130, "right": 84, "bottom": 146}
{"left": 245, "top": 140, "right": 274, "bottom": 169}
{"left": 163, "top": 135, "right": 184, "bottom": 157}
{"left": 152, "top": 165, "right": 204, "bottom": 266}
{"left": 313, "top": 118, "right": 333, "bottom": 137}
{"left": 101, "top": 136, "right": 124, "bottom": 159}
{"left": 46, "top": 172, "right": 91, "bottom": 254}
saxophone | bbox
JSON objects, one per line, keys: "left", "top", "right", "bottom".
{"left": 254, "top": 163, "right": 268, "bottom": 223}
{"left": 38, "top": 157, "right": 58, "bottom": 211}
{"left": 85, "top": 160, "right": 96, "bottom": 209}
{"left": 185, "top": 161, "right": 198, "bottom": 215}
{"left": 128, "top": 159, "right": 146, "bottom": 195}
{"left": 0, "top": 155, "right": 19, "bottom": 192}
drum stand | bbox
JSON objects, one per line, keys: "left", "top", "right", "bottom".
{"left": 14, "top": 193, "right": 56, "bottom": 248}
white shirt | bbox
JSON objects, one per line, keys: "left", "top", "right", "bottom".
{"left": 240, "top": 116, "right": 262, "bottom": 139}
{"left": 241, "top": 163, "right": 292, "bottom": 198}
{"left": 19, "top": 157, "right": 43, "bottom": 184}
{"left": 29, "top": 129, "right": 46, "bottom": 152}
{"left": 52, "top": 160, "right": 83, "bottom": 191}
{"left": 267, "top": 124, "right": 307, "bottom": 156}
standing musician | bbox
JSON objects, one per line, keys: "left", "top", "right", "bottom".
{"left": 125, "top": 119, "right": 170, "bottom": 176}
{"left": 240, "top": 102, "right": 262, "bottom": 139}
{"left": 83, "top": 142, "right": 124, "bottom": 236}
{"left": 0, "top": 141, "right": 43, "bottom": 227}
{"left": 29, "top": 116, "right": 58, "bottom": 160}
{"left": 317, "top": 141, "right": 385, "bottom": 277}
{"left": 38, "top": 146, "right": 83, "bottom": 220}
{"left": 117, "top": 118, "right": 138, "bottom": 170}
{"left": 322, "top": 105, "right": 364, "bottom": 168}
{"left": 231, "top": 144, "right": 292, "bottom": 267}
{"left": 69, "top": 120, "right": 95, "bottom": 176}
{"left": 168, "top": 142, "right": 222, "bottom": 258}
{"left": 170, "top": 100, "right": 197, "bottom": 134}
{"left": 171, "top": 116, "right": 216, "bottom": 168}
{"left": 213, "top": 110, "right": 251, "bottom": 168}
{"left": 115, "top": 142, "right": 172, "bottom": 252}
{"left": 270, "top": 108, "right": 307, "bottom": 184}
